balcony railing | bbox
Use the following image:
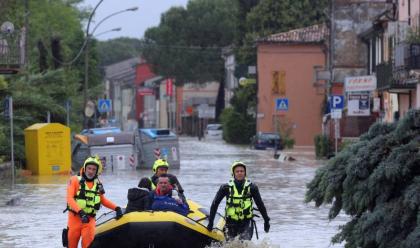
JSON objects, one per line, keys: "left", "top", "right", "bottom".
{"left": 405, "top": 43, "right": 420, "bottom": 70}
{"left": 0, "top": 31, "right": 23, "bottom": 74}
{"left": 376, "top": 62, "right": 393, "bottom": 90}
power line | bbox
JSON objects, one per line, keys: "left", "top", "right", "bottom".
{"left": 141, "top": 43, "right": 224, "bottom": 51}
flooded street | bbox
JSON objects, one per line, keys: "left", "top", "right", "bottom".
{"left": 0, "top": 137, "right": 347, "bottom": 248}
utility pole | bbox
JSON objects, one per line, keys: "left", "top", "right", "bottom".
{"left": 24, "top": 0, "right": 29, "bottom": 79}
{"left": 329, "top": 0, "right": 337, "bottom": 155}
{"left": 9, "top": 97, "right": 14, "bottom": 187}
{"left": 82, "top": 2, "right": 138, "bottom": 128}
{"left": 83, "top": 35, "right": 90, "bottom": 128}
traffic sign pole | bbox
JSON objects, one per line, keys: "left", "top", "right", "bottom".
{"left": 66, "top": 100, "right": 71, "bottom": 126}
{"left": 334, "top": 118, "right": 340, "bottom": 155}
{"left": 9, "top": 97, "right": 14, "bottom": 187}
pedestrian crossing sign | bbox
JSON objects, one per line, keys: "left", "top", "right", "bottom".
{"left": 275, "top": 98, "right": 288, "bottom": 111}
{"left": 98, "top": 99, "right": 111, "bottom": 113}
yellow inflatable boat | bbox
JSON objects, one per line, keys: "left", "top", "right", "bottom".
{"left": 89, "top": 200, "right": 225, "bottom": 248}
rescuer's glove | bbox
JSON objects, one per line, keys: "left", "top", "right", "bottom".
{"left": 264, "top": 220, "right": 270, "bottom": 233}
{"left": 115, "top": 206, "right": 123, "bottom": 220}
{"left": 78, "top": 210, "right": 89, "bottom": 223}
{"left": 206, "top": 222, "right": 213, "bottom": 231}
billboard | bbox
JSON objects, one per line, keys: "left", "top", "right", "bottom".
{"left": 347, "top": 93, "right": 370, "bottom": 116}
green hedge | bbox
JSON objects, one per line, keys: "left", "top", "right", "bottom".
{"left": 220, "top": 107, "right": 255, "bottom": 144}
{"left": 314, "top": 134, "right": 332, "bottom": 159}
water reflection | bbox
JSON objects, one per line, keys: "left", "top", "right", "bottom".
{"left": 0, "top": 137, "right": 346, "bottom": 248}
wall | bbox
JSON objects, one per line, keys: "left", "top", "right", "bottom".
{"left": 332, "top": 0, "right": 389, "bottom": 82}
{"left": 417, "top": 84, "right": 420, "bottom": 108}
{"left": 399, "top": 0, "right": 420, "bottom": 24}
{"left": 135, "top": 63, "right": 155, "bottom": 86}
{"left": 257, "top": 43, "right": 326, "bottom": 146}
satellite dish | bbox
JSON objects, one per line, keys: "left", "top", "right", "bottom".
{"left": 1, "top": 22, "right": 14, "bottom": 34}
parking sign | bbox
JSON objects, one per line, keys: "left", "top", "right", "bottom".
{"left": 330, "top": 95, "right": 344, "bottom": 110}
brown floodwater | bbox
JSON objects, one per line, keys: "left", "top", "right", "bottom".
{"left": 0, "top": 137, "right": 346, "bottom": 248}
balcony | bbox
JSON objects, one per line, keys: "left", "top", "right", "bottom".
{"left": 0, "top": 32, "right": 23, "bottom": 74}
{"left": 392, "top": 43, "right": 420, "bottom": 87}
{"left": 375, "top": 62, "right": 393, "bottom": 90}
{"left": 405, "top": 43, "right": 420, "bottom": 70}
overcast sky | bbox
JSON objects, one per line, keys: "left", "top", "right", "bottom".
{"left": 81, "top": 0, "right": 189, "bottom": 41}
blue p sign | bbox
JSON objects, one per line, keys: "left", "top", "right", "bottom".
{"left": 331, "top": 95, "right": 344, "bottom": 109}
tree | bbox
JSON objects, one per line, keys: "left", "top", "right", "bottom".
{"left": 236, "top": 0, "right": 328, "bottom": 64}
{"left": 96, "top": 37, "right": 142, "bottom": 67}
{"left": 305, "top": 110, "right": 420, "bottom": 248}
{"left": 0, "top": 0, "right": 95, "bottom": 163}
{"left": 221, "top": 84, "right": 256, "bottom": 144}
{"left": 140, "top": 0, "right": 237, "bottom": 84}
{"left": 0, "top": 69, "right": 83, "bottom": 162}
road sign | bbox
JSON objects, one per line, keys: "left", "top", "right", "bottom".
{"left": 331, "top": 109, "right": 342, "bottom": 119}
{"left": 330, "top": 95, "right": 344, "bottom": 109}
{"left": 98, "top": 99, "right": 111, "bottom": 113}
{"left": 85, "top": 100, "right": 95, "bottom": 117}
{"left": 275, "top": 98, "right": 288, "bottom": 111}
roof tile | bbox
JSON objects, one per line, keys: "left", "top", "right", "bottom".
{"left": 259, "top": 24, "right": 328, "bottom": 44}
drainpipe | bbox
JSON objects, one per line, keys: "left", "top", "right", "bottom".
{"left": 328, "top": 0, "right": 335, "bottom": 95}
{"left": 408, "top": 0, "right": 411, "bottom": 25}
{"left": 329, "top": 0, "right": 339, "bottom": 155}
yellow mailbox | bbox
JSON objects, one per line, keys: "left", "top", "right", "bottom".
{"left": 24, "top": 123, "right": 71, "bottom": 175}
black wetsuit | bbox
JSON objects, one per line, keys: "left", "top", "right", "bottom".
{"left": 125, "top": 188, "right": 151, "bottom": 213}
{"left": 208, "top": 179, "right": 270, "bottom": 240}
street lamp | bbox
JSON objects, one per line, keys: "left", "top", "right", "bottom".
{"left": 94, "top": 27, "right": 122, "bottom": 38}
{"left": 83, "top": 5, "right": 138, "bottom": 128}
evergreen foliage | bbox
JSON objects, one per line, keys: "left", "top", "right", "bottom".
{"left": 0, "top": 0, "right": 92, "bottom": 163}
{"left": 0, "top": 70, "right": 83, "bottom": 163}
{"left": 220, "top": 84, "right": 256, "bottom": 144}
{"left": 306, "top": 110, "right": 420, "bottom": 248}
{"left": 96, "top": 37, "right": 142, "bottom": 67}
{"left": 314, "top": 134, "right": 332, "bottom": 159}
{"left": 235, "top": 0, "right": 328, "bottom": 64}
{"left": 140, "top": 0, "right": 237, "bottom": 84}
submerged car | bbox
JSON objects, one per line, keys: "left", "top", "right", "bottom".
{"left": 204, "top": 123, "right": 223, "bottom": 140}
{"left": 251, "top": 132, "right": 282, "bottom": 150}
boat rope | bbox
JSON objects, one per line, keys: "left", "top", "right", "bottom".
{"left": 252, "top": 219, "right": 259, "bottom": 240}
{"left": 96, "top": 210, "right": 115, "bottom": 222}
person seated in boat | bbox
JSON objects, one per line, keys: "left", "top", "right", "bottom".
{"left": 125, "top": 177, "right": 152, "bottom": 213}
{"left": 150, "top": 174, "right": 189, "bottom": 216}
{"left": 149, "top": 159, "right": 185, "bottom": 199}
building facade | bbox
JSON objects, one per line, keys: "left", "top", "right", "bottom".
{"left": 257, "top": 24, "right": 328, "bottom": 146}
{"left": 104, "top": 57, "right": 140, "bottom": 131}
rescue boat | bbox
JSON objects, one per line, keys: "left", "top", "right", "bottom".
{"left": 89, "top": 200, "right": 225, "bottom": 248}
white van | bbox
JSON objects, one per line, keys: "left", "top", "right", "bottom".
{"left": 205, "top": 123, "right": 223, "bottom": 140}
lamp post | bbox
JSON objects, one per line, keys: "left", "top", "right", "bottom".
{"left": 83, "top": 5, "right": 138, "bottom": 128}
{"left": 94, "top": 27, "right": 122, "bottom": 37}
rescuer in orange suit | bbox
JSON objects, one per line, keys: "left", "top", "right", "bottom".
{"left": 65, "top": 156, "right": 123, "bottom": 248}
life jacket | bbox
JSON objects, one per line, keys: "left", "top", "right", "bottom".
{"left": 68, "top": 176, "right": 102, "bottom": 216}
{"left": 149, "top": 177, "right": 157, "bottom": 190}
{"left": 225, "top": 179, "right": 253, "bottom": 221}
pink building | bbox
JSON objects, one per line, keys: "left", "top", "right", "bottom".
{"left": 256, "top": 24, "right": 328, "bottom": 146}
{"left": 398, "top": 0, "right": 420, "bottom": 110}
